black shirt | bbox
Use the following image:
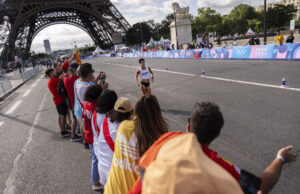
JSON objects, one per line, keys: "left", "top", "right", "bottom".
{"left": 286, "top": 35, "right": 294, "bottom": 43}
{"left": 254, "top": 38, "right": 260, "bottom": 45}
{"left": 249, "top": 38, "right": 255, "bottom": 45}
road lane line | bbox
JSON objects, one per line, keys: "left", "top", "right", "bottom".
{"left": 5, "top": 100, "right": 23, "bottom": 115}
{"left": 22, "top": 89, "right": 32, "bottom": 97}
{"left": 0, "top": 121, "right": 4, "bottom": 127}
{"left": 30, "top": 83, "right": 37, "bottom": 88}
{"left": 4, "top": 93, "right": 47, "bottom": 194}
{"left": 111, "top": 63, "right": 300, "bottom": 92}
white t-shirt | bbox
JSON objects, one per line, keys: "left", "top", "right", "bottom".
{"left": 91, "top": 113, "right": 106, "bottom": 159}
{"left": 74, "top": 79, "right": 93, "bottom": 117}
{"left": 98, "top": 117, "right": 120, "bottom": 186}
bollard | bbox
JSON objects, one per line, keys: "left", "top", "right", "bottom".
{"left": 281, "top": 77, "right": 287, "bottom": 88}
{"left": 201, "top": 71, "right": 205, "bottom": 78}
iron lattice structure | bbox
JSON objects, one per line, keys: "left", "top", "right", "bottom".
{"left": 0, "top": 0, "right": 130, "bottom": 62}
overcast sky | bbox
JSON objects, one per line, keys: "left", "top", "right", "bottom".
{"left": 31, "top": 0, "right": 281, "bottom": 53}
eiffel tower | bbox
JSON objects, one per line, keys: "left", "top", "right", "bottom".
{"left": 0, "top": 0, "right": 130, "bottom": 64}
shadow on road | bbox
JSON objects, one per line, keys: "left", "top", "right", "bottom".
{"left": 0, "top": 112, "right": 56, "bottom": 135}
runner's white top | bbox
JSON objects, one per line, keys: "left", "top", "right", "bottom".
{"left": 140, "top": 66, "right": 150, "bottom": 80}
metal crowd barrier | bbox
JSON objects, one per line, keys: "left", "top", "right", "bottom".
{"left": 0, "top": 66, "right": 42, "bottom": 98}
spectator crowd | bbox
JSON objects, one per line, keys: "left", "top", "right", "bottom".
{"left": 45, "top": 56, "right": 297, "bottom": 194}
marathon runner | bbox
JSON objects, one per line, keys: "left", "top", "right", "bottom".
{"left": 135, "top": 58, "right": 154, "bottom": 96}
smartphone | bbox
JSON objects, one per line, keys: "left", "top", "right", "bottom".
{"left": 238, "top": 169, "right": 261, "bottom": 194}
{"left": 100, "top": 71, "right": 106, "bottom": 84}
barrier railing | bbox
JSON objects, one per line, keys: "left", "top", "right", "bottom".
{"left": 122, "top": 43, "right": 300, "bottom": 60}
{"left": 0, "top": 66, "right": 42, "bottom": 99}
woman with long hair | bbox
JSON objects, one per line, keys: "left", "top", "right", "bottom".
{"left": 134, "top": 95, "right": 168, "bottom": 157}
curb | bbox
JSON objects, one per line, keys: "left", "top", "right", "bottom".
{"left": 0, "top": 69, "right": 42, "bottom": 101}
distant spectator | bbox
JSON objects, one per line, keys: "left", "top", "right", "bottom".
{"left": 232, "top": 38, "right": 238, "bottom": 46}
{"left": 275, "top": 31, "right": 284, "bottom": 45}
{"left": 248, "top": 36, "right": 255, "bottom": 45}
{"left": 53, "top": 62, "right": 63, "bottom": 77}
{"left": 74, "top": 63, "right": 100, "bottom": 148}
{"left": 217, "top": 36, "right": 221, "bottom": 45}
{"left": 127, "top": 95, "right": 169, "bottom": 194}
{"left": 45, "top": 68, "right": 70, "bottom": 138}
{"left": 286, "top": 32, "right": 294, "bottom": 44}
{"left": 83, "top": 85, "right": 104, "bottom": 191}
{"left": 141, "top": 133, "right": 243, "bottom": 194}
{"left": 134, "top": 95, "right": 168, "bottom": 157}
{"left": 63, "top": 62, "right": 81, "bottom": 142}
{"left": 186, "top": 102, "right": 297, "bottom": 194}
{"left": 105, "top": 97, "right": 136, "bottom": 194}
{"left": 96, "top": 90, "right": 119, "bottom": 186}
{"left": 255, "top": 36, "right": 261, "bottom": 45}
{"left": 223, "top": 41, "right": 228, "bottom": 48}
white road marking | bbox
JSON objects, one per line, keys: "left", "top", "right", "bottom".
{"left": 0, "top": 121, "right": 4, "bottom": 127}
{"left": 112, "top": 63, "right": 300, "bottom": 92}
{"left": 4, "top": 93, "right": 48, "bottom": 194}
{"left": 5, "top": 100, "right": 23, "bottom": 115}
{"left": 36, "top": 78, "right": 41, "bottom": 82}
{"left": 30, "top": 83, "right": 37, "bottom": 88}
{"left": 22, "top": 89, "right": 32, "bottom": 97}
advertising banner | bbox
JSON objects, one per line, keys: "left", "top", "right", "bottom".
{"left": 120, "top": 43, "right": 300, "bottom": 60}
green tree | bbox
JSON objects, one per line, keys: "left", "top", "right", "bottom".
{"left": 266, "top": 4, "right": 297, "bottom": 29}
{"left": 31, "top": 53, "right": 50, "bottom": 60}
{"left": 125, "top": 22, "right": 153, "bottom": 45}
{"left": 192, "top": 7, "right": 222, "bottom": 37}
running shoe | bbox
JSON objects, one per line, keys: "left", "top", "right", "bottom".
{"left": 60, "top": 130, "right": 71, "bottom": 138}
{"left": 70, "top": 135, "right": 82, "bottom": 142}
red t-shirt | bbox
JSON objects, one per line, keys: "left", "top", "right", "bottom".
{"left": 202, "top": 145, "right": 240, "bottom": 181}
{"left": 64, "top": 75, "right": 79, "bottom": 110}
{"left": 48, "top": 77, "right": 65, "bottom": 106}
{"left": 83, "top": 101, "right": 97, "bottom": 145}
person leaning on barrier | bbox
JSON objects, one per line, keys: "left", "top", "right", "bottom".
{"left": 275, "top": 31, "right": 284, "bottom": 45}
{"left": 186, "top": 102, "right": 297, "bottom": 194}
{"left": 286, "top": 32, "right": 294, "bottom": 44}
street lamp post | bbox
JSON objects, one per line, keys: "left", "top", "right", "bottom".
{"left": 264, "top": 0, "right": 267, "bottom": 45}
{"left": 174, "top": 11, "right": 179, "bottom": 50}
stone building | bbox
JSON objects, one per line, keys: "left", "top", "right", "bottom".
{"left": 257, "top": 0, "right": 300, "bottom": 19}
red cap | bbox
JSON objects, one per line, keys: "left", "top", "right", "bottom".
{"left": 62, "top": 62, "right": 70, "bottom": 70}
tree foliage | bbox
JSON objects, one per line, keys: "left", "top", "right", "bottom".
{"left": 31, "top": 53, "right": 50, "bottom": 60}
{"left": 124, "top": 3, "right": 298, "bottom": 45}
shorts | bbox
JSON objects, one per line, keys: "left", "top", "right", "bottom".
{"left": 141, "top": 81, "right": 150, "bottom": 87}
{"left": 56, "top": 102, "right": 68, "bottom": 115}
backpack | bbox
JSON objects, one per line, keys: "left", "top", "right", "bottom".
{"left": 57, "top": 77, "right": 68, "bottom": 97}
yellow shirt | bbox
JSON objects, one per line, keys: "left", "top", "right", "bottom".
{"left": 275, "top": 35, "right": 284, "bottom": 44}
{"left": 105, "top": 120, "right": 140, "bottom": 194}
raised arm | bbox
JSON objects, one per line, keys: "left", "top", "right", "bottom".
{"left": 260, "top": 146, "right": 297, "bottom": 194}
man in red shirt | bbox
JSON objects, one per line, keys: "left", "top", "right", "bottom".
{"left": 186, "top": 102, "right": 297, "bottom": 194}
{"left": 63, "top": 63, "right": 81, "bottom": 142}
{"left": 45, "top": 68, "right": 70, "bottom": 137}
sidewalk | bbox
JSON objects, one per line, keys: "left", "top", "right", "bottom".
{"left": 0, "top": 66, "right": 43, "bottom": 100}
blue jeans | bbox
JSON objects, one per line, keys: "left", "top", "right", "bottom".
{"left": 89, "top": 144, "right": 100, "bottom": 184}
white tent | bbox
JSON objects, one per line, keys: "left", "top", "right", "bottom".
{"left": 247, "top": 28, "right": 255, "bottom": 35}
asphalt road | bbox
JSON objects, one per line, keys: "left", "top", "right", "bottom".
{"left": 0, "top": 58, "right": 299, "bottom": 194}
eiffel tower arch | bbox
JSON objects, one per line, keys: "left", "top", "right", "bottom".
{"left": 0, "top": 0, "right": 130, "bottom": 63}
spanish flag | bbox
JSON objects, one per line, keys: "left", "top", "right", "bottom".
{"left": 74, "top": 51, "right": 82, "bottom": 65}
